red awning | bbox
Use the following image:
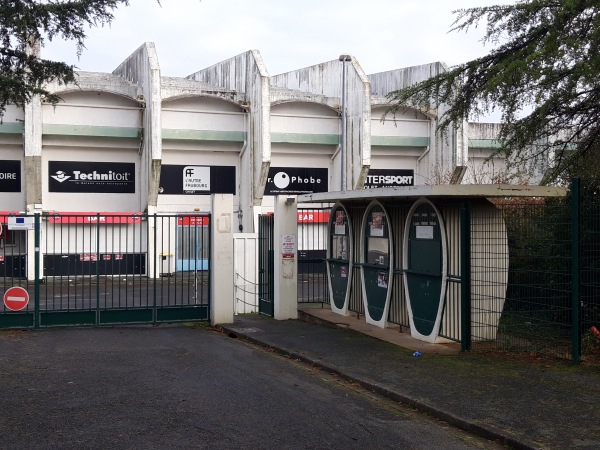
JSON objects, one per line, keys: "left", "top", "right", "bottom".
{"left": 177, "top": 214, "right": 210, "bottom": 226}
{"left": 47, "top": 212, "right": 143, "bottom": 224}
{"left": 297, "top": 211, "right": 330, "bottom": 223}
{"left": 0, "top": 211, "right": 21, "bottom": 224}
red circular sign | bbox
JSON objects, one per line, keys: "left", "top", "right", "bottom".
{"left": 3, "top": 287, "right": 29, "bottom": 311}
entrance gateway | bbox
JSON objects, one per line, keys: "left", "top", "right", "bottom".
{"left": 0, "top": 212, "right": 211, "bottom": 328}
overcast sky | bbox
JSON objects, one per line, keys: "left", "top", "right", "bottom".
{"left": 42, "top": 0, "right": 513, "bottom": 78}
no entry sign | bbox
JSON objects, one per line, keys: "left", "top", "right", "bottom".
{"left": 3, "top": 286, "right": 29, "bottom": 311}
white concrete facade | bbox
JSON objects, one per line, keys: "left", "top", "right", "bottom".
{"left": 0, "top": 42, "right": 524, "bottom": 227}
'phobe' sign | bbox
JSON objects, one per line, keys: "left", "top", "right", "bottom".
{"left": 48, "top": 161, "right": 135, "bottom": 193}
{"left": 0, "top": 160, "right": 21, "bottom": 193}
{"left": 264, "top": 167, "right": 328, "bottom": 195}
{"left": 364, "top": 169, "right": 414, "bottom": 189}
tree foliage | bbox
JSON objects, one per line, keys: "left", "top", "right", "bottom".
{"left": 0, "top": 0, "right": 138, "bottom": 116}
{"left": 386, "top": 0, "right": 600, "bottom": 183}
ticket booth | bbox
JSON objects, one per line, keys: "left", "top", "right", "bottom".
{"left": 299, "top": 184, "right": 565, "bottom": 345}
{"left": 326, "top": 203, "right": 352, "bottom": 315}
{"left": 361, "top": 201, "right": 393, "bottom": 327}
{"left": 404, "top": 199, "right": 448, "bottom": 342}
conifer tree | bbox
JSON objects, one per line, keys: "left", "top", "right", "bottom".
{"left": 387, "top": 1, "right": 600, "bottom": 182}
{"left": 0, "top": 0, "right": 141, "bottom": 116}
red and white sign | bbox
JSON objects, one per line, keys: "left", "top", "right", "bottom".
{"left": 281, "top": 234, "right": 296, "bottom": 259}
{"left": 48, "top": 212, "right": 142, "bottom": 224}
{"left": 3, "top": 286, "right": 29, "bottom": 311}
{"left": 177, "top": 215, "right": 210, "bottom": 227}
{"left": 297, "top": 211, "right": 330, "bottom": 223}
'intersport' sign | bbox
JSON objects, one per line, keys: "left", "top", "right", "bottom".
{"left": 364, "top": 169, "right": 414, "bottom": 188}
{"left": 0, "top": 160, "right": 20, "bottom": 192}
{"left": 48, "top": 161, "right": 135, "bottom": 193}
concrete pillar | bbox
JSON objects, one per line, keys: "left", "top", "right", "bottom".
{"left": 210, "top": 194, "right": 234, "bottom": 325}
{"left": 24, "top": 95, "right": 42, "bottom": 281}
{"left": 273, "top": 195, "right": 298, "bottom": 320}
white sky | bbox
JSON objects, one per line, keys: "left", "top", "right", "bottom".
{"left": 41, "top": 0, "right": 513, "bottom": 78}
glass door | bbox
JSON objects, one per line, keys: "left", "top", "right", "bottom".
{"left": 176, "top": 215, "right": 209, "bottom": 272}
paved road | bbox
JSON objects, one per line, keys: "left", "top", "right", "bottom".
{"left": 0, "top": 325, "right": 501, "bottom": 449}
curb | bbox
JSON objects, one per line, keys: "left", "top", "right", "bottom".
{"left": 220, "top": 323, "right": 541, "bottom": 450}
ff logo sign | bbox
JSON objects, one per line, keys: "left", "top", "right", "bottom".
{"left": 183, "top": 166, "right": 210, "bottom": 193}
{"left": 158, "top": 165, "right": 236, "bottom": 195}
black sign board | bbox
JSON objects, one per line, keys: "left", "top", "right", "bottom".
{"left": 159, "top": 165, "right": 236, "bottom": 195}
{"left": 0, "top": 160, "right": 21, "bottom": 192}
{"left": 364, "top": 169, "right": 414, "bottom": 188}
{"left": 264, "top": 167, "right": 328, "bottom": 195}
{"left": 48, "top": 161, "right": 136, "bottom": 193}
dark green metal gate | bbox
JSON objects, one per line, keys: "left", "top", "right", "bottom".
{"left": 258, "top": 214, "right": 274, "bottom": 317}
{"left": 0, "top": 213, "right": 210, "bottom": 328}
{"left": 297, "top": 207, "right": 330, "bottom": 305}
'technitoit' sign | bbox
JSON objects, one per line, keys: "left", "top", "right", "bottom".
{"left": 48, "top": 161, "right": 135, "bottom": 193}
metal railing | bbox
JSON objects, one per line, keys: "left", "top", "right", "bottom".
{"left": 297, "top": 207, "right": 330, "bottom": 305}
{"left": 0, "top": 213, "right": 211, "bottom": 328}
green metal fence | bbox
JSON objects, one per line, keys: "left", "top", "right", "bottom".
{"left": 0, "top": 213, "right": 210, "bottom": 328}
{"left": 297, "top": 207, "right": 330, "bottom": 305}
{"left": 469, "top": 197, "right": 572, "bottom": 356}
{"left": 459, "top": 178, "right": 600, "bottom": 362}
{"left": 258, "top": 214, "right": 274, "bottom": 317}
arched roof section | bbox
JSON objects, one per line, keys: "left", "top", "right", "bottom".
{"left": 46, "top": 90, "right": 142, "bottom": 109}
{"left": 162, "top": 94, "right": 247, "bottom": 112}
{"left": 270, "top": 100, "right": 340, "bottom": 116}
{"left": 372, "top": 104, "right": 430, "bottom": 122}
{"left": 48, "top": 71, "right": 142, "bottom": 103}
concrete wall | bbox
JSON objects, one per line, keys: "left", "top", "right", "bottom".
{"left": 159, "top": 93, "right": 246, "bottom": 217}
{"left": 369, "top": 62, "right": 468, "bottom": 184}
{"left": 271, "top": 57, "right": 371, "bottom": 190}
{"left": 40, "top": 88, "right": 143, "bottom": 212}
{"left": 113, "top": 42, "right": 161, "bottom": 212}
{"left": 187, "top": 50, "right": 271, "bottom": 233}
{"left": 467, "top": 122, "right": 546, "bottom": 184}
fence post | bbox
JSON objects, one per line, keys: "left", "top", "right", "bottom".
{"left": 571, "top": 178, "right": 581, "bottom": 363}
{"left": 95, "top": 213, "right": 101, "bottom": 325}
{"left": 153, "top": 213, "right": 157, "bottom": 324}
{"left": 460, "top": 202, "right": 471, "bottom": 352}
{"left": 34, "top": 213, "right": 40, "bottom": 328}
{"left": 210, "top": 194, "right": 234, "bottom": 325}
